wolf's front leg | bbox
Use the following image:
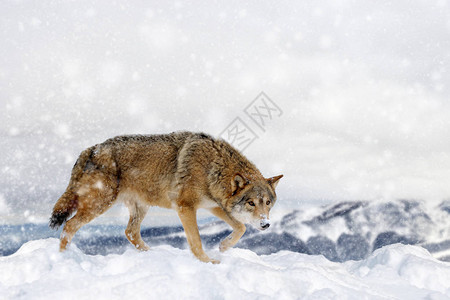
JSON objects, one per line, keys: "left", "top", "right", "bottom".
{"left": 178, "top": 206, "right": 220, "bottom": 264}
{"left": 209, "top": 207, "right": 246, "bottom": 252}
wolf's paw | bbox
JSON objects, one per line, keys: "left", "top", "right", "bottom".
{"left": 198, "top": 254, "right": 220, "bottom": 264}
{"left": 209, "top": 258, "right": 221, "bottom": 264}
{"left": 219, "top": 241, "right": 231, "bottom": 252}
{"left": 136, "top": 243, "right": 150, "bottom": 251}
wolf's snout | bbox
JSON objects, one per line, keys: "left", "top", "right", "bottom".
{"left": 261, "top": 223, "right": 270, "bottom": 229}
{"left": 260, "top": 217, "right": 271, "bottom": 230}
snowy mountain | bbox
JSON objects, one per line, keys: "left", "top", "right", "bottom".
{"left": 2, "top": 200, "right": 449, "bottom": 263}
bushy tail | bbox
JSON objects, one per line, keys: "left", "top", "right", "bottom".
{"left": 49, "top": 146, "right": 95, "bottom": 230}
{"left": 49, "top": 191, "right": 77, "bottom": 230}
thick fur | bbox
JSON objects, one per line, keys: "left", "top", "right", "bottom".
{"left": 50, "top": 131, "right": 282, "bottom": 263}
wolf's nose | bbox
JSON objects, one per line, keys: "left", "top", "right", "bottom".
{"left": 261, "top": 223, "right": 270, "bottom": 229}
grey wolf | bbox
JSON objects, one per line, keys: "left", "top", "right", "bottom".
{"left": 50, "top": 131, "right": 282, "bottom": 263}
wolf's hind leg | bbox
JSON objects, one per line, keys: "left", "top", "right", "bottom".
{"left": 125, "top": 200, "right": 150, "bottom": 251}
{"left": 209, "top": 207, "right": 246, "bottom": 252}
{"left": 60, "top": 210, "right": 96, "bottom": 251}
{"left": 60, "top": 172, "right": 118, "bottom": 251}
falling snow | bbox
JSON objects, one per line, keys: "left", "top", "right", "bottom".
{"left": 1, "top": 1, "right": 450, "bottom": 298}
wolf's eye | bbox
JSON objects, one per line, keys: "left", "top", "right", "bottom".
{"left": 248, "top": 201, "right": 255, "bottom": 206}
{"left": 266, "top": 200, "right": 271, "bottom": 205}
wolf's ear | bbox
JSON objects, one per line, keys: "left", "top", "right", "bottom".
{"left": 267, "top": 175, "right": 283, "bottom": 189}
{"left": 231, "top": 174, "right": 247, "bottom": 196}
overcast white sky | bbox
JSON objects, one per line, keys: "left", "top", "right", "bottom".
{"left": 1, "top": 0, "right": 450, "bottom": 224}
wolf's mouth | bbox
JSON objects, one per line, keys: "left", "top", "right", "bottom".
{"left": 254, "top": 221, "right": 270, "bottom": 231}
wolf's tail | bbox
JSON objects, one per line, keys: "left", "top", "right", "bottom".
{"left": 49, "top": 146, "right": 95, "bottom": 230}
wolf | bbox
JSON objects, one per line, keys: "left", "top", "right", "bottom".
{"left": 49, "top": 131, "right": 282, "bottom": 263}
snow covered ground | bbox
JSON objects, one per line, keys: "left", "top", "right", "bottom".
{"left": 1, "top": 239, "right": 449, "bottom": 299}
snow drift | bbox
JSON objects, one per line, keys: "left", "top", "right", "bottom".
{"left": 1, "top": 239, "right": 449, "bottom": 299}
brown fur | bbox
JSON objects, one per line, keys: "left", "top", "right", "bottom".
{"left": 50, "top": 131, "right": 282, "bottom": 263}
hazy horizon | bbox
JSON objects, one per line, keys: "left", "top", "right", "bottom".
{"left": 1, "top": 0, "right": 450, "bottom": 224}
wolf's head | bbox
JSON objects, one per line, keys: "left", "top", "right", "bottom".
{"left": 227, "top": 174, "right": 283, "bottom": 231}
